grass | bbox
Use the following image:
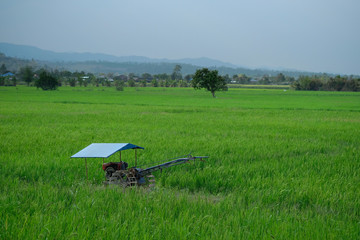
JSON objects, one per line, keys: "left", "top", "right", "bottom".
{"left": 0, "top": 86, "right": 359, "bottom": 239}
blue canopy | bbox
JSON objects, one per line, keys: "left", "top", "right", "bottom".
{"left": 71, "top": 143, "right": 144, "bottom": 158}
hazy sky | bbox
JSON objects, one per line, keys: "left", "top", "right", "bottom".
{"left": 1, "top": 0, "right": 359, "bottom": 75}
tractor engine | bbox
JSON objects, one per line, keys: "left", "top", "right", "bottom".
{"left": 102, "top": 161, "right": 128, "bottom": 178}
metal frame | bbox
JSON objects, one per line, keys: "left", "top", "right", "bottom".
{"left": 71, "top": 143, "right": 144, "bottom": 180}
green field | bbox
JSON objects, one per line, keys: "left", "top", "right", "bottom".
{"left": 1, "top": 86, "right": 359, "bottom": 239}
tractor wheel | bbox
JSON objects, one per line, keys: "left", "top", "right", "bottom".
{"left": 117, "top": 170, "right": 131, "bottom": 188}
{"left": 125, "top": 171, "right": 138, "bottom": 187}
{"left": 105, "top": 167, "right": 115, "bottom": 178}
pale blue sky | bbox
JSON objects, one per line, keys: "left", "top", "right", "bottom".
{"left": 1, "top": 0, "right": 359, "bottom": 75}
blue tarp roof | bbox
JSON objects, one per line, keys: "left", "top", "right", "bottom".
{"left": 1, "top": 72, "right": 14, "bottom": 77}
{"left": 71, "top": 143, "right": 144, "bottom": 158}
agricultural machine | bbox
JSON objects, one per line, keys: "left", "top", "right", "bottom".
{"left": 71, "top": 143, "right": 208, "bottom": 188}
{"left": 102, "top": 155, "right": 207, "bottom": 187}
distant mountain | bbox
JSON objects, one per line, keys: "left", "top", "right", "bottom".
{"left": 0, "top": 42, "right": 329, "bottom": 77}
{"left": 0, "top": 42, "right": 238, "bottom": 68}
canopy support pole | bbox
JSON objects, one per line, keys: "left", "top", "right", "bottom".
{"left": 103, "top": 158, "right": 105, "bottom": 180}
{"left": 120, "top": 152, "right": 122, "bottom": 161}
{"left": 85, "top": 158, "right": 88, "bottom": 180}
{"left": 135, "top": 149, "right": 137, "bottom": 167}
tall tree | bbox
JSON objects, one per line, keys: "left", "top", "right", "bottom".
{"left": 275, "top": 73, "right": 286, "bottom": 83}
{"left": 191, "top": 68, "right": 228, "bottom": 98}
{"left": 171, "top": 65, "right": 182, "bottom": 80}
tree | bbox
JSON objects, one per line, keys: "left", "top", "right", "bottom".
{"left": 0, "top": 64, "right": 7, "bottom": 74}
{"left": 179, "top": 80, "right": 188, "bottom": 87}
{"left": 184, "top": 74, "right": 192, "bottom": 82}
{"left": 191, "top": 68, "right": 228, "bottom": 98}
{"left": 238, "top": 74, "right": 250, "bottom": 84}
{"left": 127, "top": 79, "right": 135, "bottom": 87}
{"left": 20, "top": 66, "right": 34, "bottom": 86}
{"left": 141, "top": 73, "right": 152, "bottom": 81}
{"left": 275, "top": 73, "right": 286, "bottom": 83}
{"left": 171, "top": 65, "right": 182, "bottom": 80}
{"left": 68, "top": 78, "right": 76, "bottom": 87}
{"left": 115, "top": 80, "right": 125, "bottom": 91}
{"left": 154, "top": 73, "right": 169, "bottom": 80}
{"left": 140, "top": 80, "right": 147, "bottom": 87}
{"left": 151, "top": 79, "right": 158, "bottom": 87}
{"left": 12, "top": 77, "right": 17, "bottom": 86}
{"left": 223, "top": 74, "right": 231, "bottom": 84}
{"left": 35, "top": 71, "right": 59, "bottom": 90}
{"left": 326, "top": 76, "right": 346, "bottom": 91}
{"left": 260, "top": 75, "right": 270, "bottom": 84}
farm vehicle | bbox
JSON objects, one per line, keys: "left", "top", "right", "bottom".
{"left": 71, "top": 143, "right": 208, "bottom": 188}
{"left": 102, "top": 155, "right": 208, "bottom": 187}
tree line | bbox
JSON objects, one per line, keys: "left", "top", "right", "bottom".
{"left": 1, "top": 61, "right": 359, "bottom": 92}
{"left": 291, "top": 75, "right": 360, "bottom": 92}
{"left": 0, "top": 64, "right": 191, "bottom": 90}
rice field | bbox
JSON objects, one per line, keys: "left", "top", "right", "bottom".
{"left": 0, "top": 86, "right": 359, "bottom": 239}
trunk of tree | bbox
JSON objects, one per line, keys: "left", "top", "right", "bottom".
{"left": 211, "top": 91, "right": 216, "bottom": 98}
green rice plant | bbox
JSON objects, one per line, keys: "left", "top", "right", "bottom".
{"left": 0, "top": 86, "right": 359, "bottom": 239}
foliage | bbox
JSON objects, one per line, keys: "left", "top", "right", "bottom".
{"left": 178, "top": 80, "right": 188, "bottom": 87}
{"left": 20, "top": 65, "right": 34, "bottom": 86}
{"left": 151, "top": 79, "right": 158, "bottom": 87}
{"left": 192, "top": 68, "right": 228, "bottom": 97}
{"left": 127, "top": 79, "right": 136, "bottom": 87}
{"left": 171, "top": 64, "right": 182, "bottom": 80}
{"left": 274, "top": 72, "right": 286, "bottom": 83}
{"left": 68, "top": 78, "right": 76, "bottom": 87}
{"left": 141, "top": 73, "right": 152, "bottom": 81}
{"left": 35, "top": 71, "right": 59, "bottom": 90}
{"left": 104, "top": 79, "right": 111, "bottom": 87}
{"left": 140, "top": 80, "right": 147, "bottom": 87}
{"left": 115, "top": 80, "right": 125, "bottom": 91}
{"left": 232, "top": 74, "right": 250, "bottom": 84}
{"left": 292, "top": 75, "right": 360, "bottom": 91}
{"left": 0, "top": 63, "right": 7, "bottom": 74}
{"left": 12, "top": 77, "right": 16, "bottom": 86}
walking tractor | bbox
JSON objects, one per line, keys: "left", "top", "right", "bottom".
{"left": 71, "top": 143, "right": 208, "bottom": 187}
